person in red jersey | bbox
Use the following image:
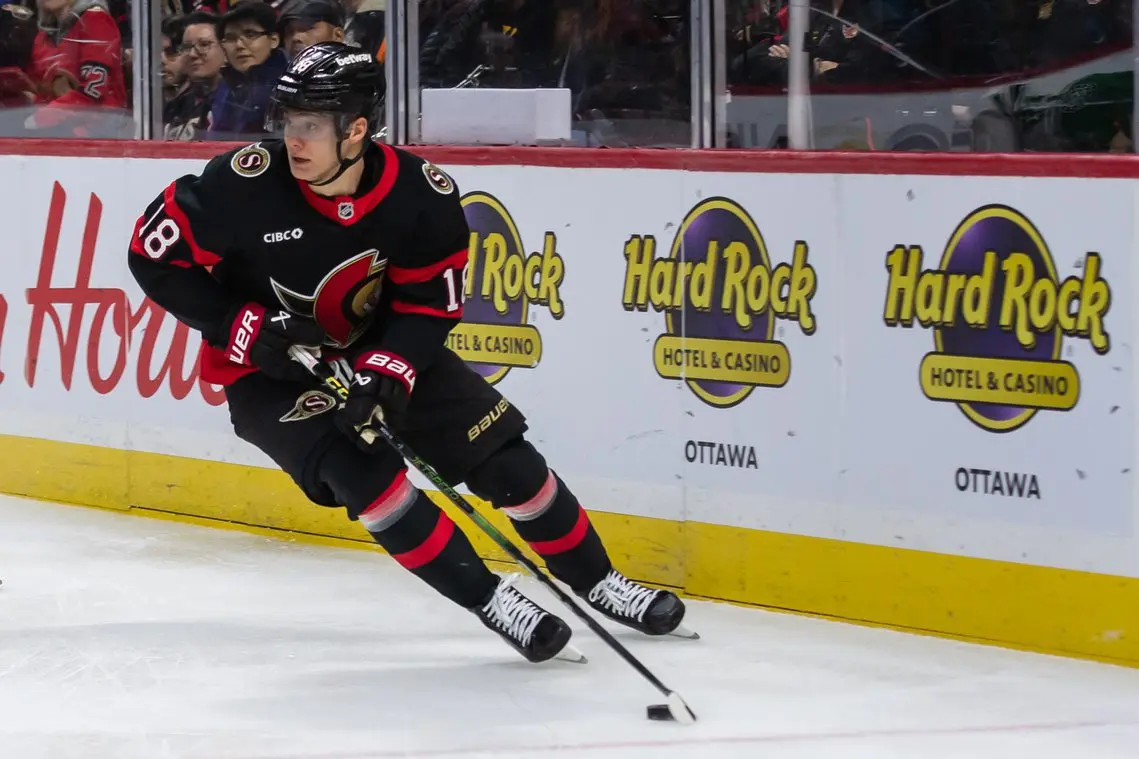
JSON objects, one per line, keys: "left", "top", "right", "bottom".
{"left": 26, "top": 0, "right": 129, "bottom": 136}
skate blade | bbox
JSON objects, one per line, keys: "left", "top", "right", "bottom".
{"left": 667, "top": 624, "right": 699, "bottom": 640}
{"left": 555, "top": 642, "right": 588, "bottom": 664}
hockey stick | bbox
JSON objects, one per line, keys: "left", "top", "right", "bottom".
{"left": 288, "top": 345, "right": 697, "bottom": 724}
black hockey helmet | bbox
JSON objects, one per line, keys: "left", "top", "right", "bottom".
{"left": 268, "top": 42, "right": 384, "bottom": 185}
{"left": 271, "top": 41, "right": 383, "bottom": 129}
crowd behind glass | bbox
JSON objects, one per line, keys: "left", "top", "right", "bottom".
{"left": 0, "top": 0, "right": 1131, "bottom": 152}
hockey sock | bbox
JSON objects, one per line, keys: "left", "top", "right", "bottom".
{"left": 359, "top": 471, "right": 496, "bottom": 608}
{"left": 501, "top": 470, "right": 612, "bottom": 592}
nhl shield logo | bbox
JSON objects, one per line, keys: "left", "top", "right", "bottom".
{"left": 280, "top": 390, "right": 337, "bottom": 422}
{"left": 338, "top": 201, "right": 355, "bottom": 220}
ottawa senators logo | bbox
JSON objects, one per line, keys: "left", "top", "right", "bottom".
{"left": 270, "top": 248, "right": 388, "bottom": 347}
{"left": 280, "top": 390, "right": 337, "bottom": 422}
{"left": 423, "top": 163, "right": 455, "bottom": 195}
{"left": 231, "top": 143, "right": 271, "bottom": 177}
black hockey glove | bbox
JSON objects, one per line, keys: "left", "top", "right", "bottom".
{"left": 335, "top": 350, "right": 416, "bottom": 449}
{"left": 221, "top": 303, "right": 326, "bottom": 382}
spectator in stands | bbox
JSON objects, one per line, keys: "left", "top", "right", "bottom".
{"left": 730, "top": 0, "right": 882, "bottom": 86}
{"left": 1032, "top": 0, "right": 1132, "bottom": 66}
{"left": 0, "top": 1, "right": 37, "bottom": 113}
{"left": 207, "top": 0, "right": 287, "bottom": 139}
{"left": 193, "top": 0, "right": 229, "bottom": 13}
{"left": 342, "top": 0, "right": 385, "bottom": 62}
{"left": 161, "top": 15, "right": 189, "bottom": 105}
{"left": 277, "top": 0, "right": 346, "bottom": 58}
{"left": 419, "top": 0, "right": 560, "bottom": 89}
{"left": 164, "top": 10, "right": 223, "bottom": 140}
{"left": 161, "top": 13, "right": 190, "bottom": 122}
{"left": 560, "top": 0, "right": 691, "bottom": 143}
{"left": 799, "top": 0, "right": 876, "bottom": 84}
{"left": 23, "top": 0, "right": 130, "bottom": 137}
{"left": 108, "top": 0, "right": 130, "bottom": 70}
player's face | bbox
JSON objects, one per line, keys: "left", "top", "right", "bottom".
{"left": 282, "top": 110, "right": 342, "bottom": 181}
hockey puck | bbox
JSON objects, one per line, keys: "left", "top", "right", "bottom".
{"left": 646, "top": 704, "right": 673, "bottom": 721}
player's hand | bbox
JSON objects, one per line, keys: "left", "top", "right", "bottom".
{"left": 222, "top": 303, "right": 326, "bottom": 382}
{"left": 335, "top": 350, "right": 416, "bottom": 449}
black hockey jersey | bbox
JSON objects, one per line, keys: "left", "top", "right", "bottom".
{"left": 127, "top": 139, "right": 469, "bottom": 387}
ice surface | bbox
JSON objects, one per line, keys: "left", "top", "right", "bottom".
{"left": 3, "top": 494, "right": 1139, "bottom": 759}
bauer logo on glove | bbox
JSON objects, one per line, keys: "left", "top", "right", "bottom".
{"left": 222, "top": 303, "right": 326, "bottom": 383}
{"left": 361, "top": 352, "right": 416, "bottom": 391}
{"left": 335, "top": 349, "right": 416, "bottom": 448}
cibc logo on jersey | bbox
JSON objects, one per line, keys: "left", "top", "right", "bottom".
{"left": 883, "top": 204, "right": 1112, "bottom": 433}
{"left": 623, "top": 197, "right": 818, "bottom": 408}
{"left": 448, "top": 192, "right": 565, "bottom": 385}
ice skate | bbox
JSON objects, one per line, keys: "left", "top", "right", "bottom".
{"left": 473, "top": 574, "right": 585, "bottom": 663}
{"left": 581, "top": 569, "right": 698, "bottom": 639}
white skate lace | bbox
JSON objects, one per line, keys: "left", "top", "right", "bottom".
{"left": 587, "top": 570, "right": 658, "bottom": 622}
{"left": 481, "top": 575, "right": 545, "bottom": 647}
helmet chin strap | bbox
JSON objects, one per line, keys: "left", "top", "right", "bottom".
{"left": 308, "top": 125, "right": 367, "bottom": 189}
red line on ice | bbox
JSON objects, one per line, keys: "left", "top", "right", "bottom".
{"left": 233, "top": 718, "right": 1139, "bottom": 759}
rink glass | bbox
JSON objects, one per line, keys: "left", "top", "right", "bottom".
{"left": 0, "top": 0, "right": 1133, "bottom": 151}
{"left": 721, "top": 0, "right": 1136, "bottom": 152}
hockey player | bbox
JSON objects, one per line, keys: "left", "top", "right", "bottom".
{"left": 127, "top": 42, "right": 687, "bottom": 664}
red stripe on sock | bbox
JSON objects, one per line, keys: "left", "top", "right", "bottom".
{"left": 391, "top": 511, "right": 455, "bottom": 570}
{"left": 359, "top": 470, "right": 411, "bottom": 524}
{"left": 527, "top": 506, "right": 589, "bottom": 556}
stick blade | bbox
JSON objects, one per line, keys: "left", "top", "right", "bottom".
{"left": 660, "top": 691, "right": 696, "bottom": 724}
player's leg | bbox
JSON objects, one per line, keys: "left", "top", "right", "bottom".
{"left": 464, "top": 436, "right": 687, "bottom": 636}
{"left": 402, "top": 350, "right": 687, "bottom": 637}
{"left": 225, "top": 371, "right": 574, "bottom": 662}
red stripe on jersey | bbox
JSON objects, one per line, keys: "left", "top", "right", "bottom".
{"left": 526, "top": 506, "right": 590, "bottom": 556}
{"left": 128, "top": 212, "right": 147, "bottom": 257}
{"left": 356, "top": 143, "right": 400, "bottom": 217}
{"left": 387, "top": 248, "right": 469, "bottom": 285}
{"left": 163, "top": 184, "right": 222, "bottom": 266}
{"left": 296, "top": 143, "right": 400, "bottom": 227}
{"left": 391, "top": 511, "right": 455, "bottom": 570}
{"left": 391, "top": 300, "right": 462, "bottom": 319}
